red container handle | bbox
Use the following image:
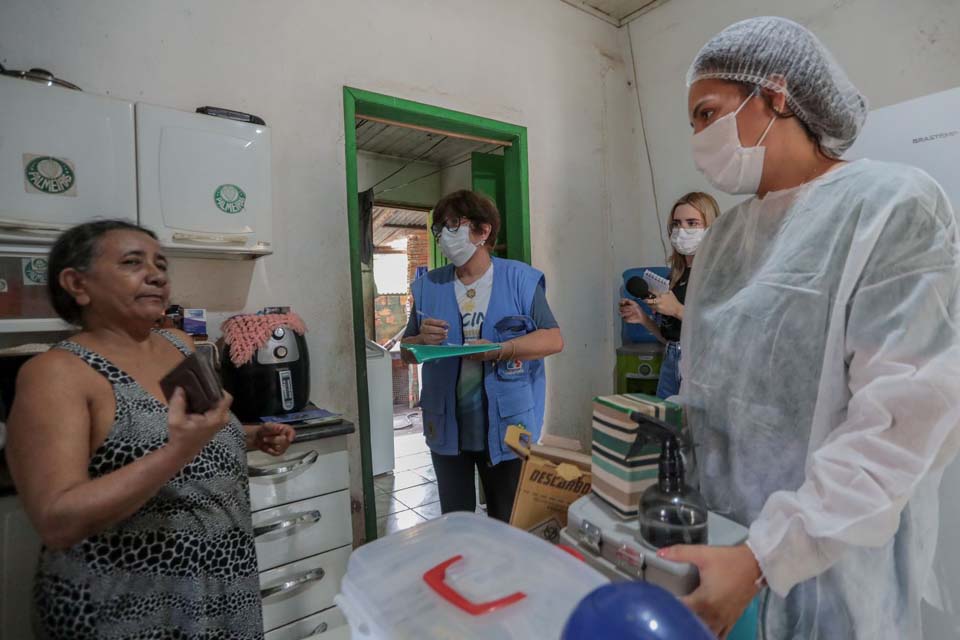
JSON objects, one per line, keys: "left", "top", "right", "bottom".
{"left": 557, "top": 544, "right": 586, "bottom": 562}
{"left": 422, "top": 555, "right": 527, "bottom": 616}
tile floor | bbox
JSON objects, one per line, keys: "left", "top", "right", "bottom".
{"left": 375, "top": 432, "right": 436, "bottom": 537}
{"left": 375, "top": 409, "right": 483, "bottom": 537}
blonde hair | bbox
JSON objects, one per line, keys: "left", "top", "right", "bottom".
{"left": 667, "top": 192, "right": 720, "bottom": 287}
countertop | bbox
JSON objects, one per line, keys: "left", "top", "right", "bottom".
{"left": 292, "top": 419, "right": 355, "bottom": 443}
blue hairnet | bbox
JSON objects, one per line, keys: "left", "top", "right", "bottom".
{"left": 687, "top": 16, "right": 868, "bottom": 157}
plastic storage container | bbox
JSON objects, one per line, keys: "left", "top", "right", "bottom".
{"left": 336, "top": 512, "right": 608, "bottom": 640}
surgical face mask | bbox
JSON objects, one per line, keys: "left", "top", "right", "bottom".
{"left": 438, "top": 225, "right": 484, "bottom": 267}
{"left": 670, "top": 228, "right": 706, "bottom": 256}
{"left": 691, "top": 90, "right": 776, "bottom": 195}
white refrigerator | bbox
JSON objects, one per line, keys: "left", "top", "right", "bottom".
{"left": 365, "top": 340, "right": 395, "bottom": 476}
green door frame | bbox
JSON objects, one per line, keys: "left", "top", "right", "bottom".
{"left": 342, "top": 87, "right": 530, "bottom": 542}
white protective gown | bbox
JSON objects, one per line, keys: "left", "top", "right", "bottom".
{"left": 678, "top": 159, "right": 960, "bottom": 639}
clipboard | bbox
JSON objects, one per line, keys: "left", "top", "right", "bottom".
{"left": 401, "top": 343, "right": 501, "bottom": 364}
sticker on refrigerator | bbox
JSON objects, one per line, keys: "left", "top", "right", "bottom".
{"left": 0, "top": 279, "right": 8, "bottom": 293}
{"left": 214, "top": 184, "right": 246, "bottom": 214}
{"left": 22, "top": 258, "right": 49, "bottom": 286}
{"left": 23, "top": 154, "right": 77, "bottom": 197}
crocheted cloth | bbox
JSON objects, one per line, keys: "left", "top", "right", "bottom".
{"left": 221, "top": 313, "right": 307, "bottom": 367}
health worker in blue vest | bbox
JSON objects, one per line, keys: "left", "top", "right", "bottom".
{"left": 401, "top": 190, "right": 563, "bottom": 522}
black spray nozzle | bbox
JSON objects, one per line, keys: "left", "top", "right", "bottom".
{"left": 630, "top": 411, "right": 685, "bottom": 493}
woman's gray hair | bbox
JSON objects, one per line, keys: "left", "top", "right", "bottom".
{"left": 47, "top": 220, "right": 158, "bottom": 325}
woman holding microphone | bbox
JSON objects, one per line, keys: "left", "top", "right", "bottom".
{"left": 619, "top": 192, "right": 719, "bottom": 399}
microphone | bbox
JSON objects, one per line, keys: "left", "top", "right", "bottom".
{"left": 625, "top": 276, "right": 654, "bottom": 300}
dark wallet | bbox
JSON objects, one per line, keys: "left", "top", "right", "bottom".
{"left": 159, "top": 352, "right": 223, "bottom": 414}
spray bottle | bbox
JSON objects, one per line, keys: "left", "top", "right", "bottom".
{"left": 629, "top": 412, "right": 708, "bottom": 548}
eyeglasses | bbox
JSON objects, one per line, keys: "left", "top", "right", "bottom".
{"left": 431, "top": 216, "right": 466, "bottom": 238}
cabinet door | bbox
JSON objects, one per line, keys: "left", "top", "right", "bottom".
{"left": 136, "top": 103, "right": 272, "bottom": 255}
{"left": 0, "top": 496, "right": 40, "bottom": 640}
{"left": 0, "top": 76, "right": 136, "bottom": 244}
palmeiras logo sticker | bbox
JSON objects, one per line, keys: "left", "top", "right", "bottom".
{"left": 24, "top": 155, "right": 76, "bottom": 196}
{"left": 214, "top": 184, "right": 246, "bottom": 214}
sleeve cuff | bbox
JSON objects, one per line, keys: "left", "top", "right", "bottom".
{"left": 747, "top": 514, "right": 848, "bottom": 598}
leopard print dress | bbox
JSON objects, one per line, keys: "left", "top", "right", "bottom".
{"left": 33, "top": 330, "right": 263, "bottom": 640}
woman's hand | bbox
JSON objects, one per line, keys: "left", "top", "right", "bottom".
{"left": 417, "top": 317, "right": 449, "bottom": 345}
{"left": 619, "top": 298, "right": 649, "bottom": 324}
{"left": 648, "top": 291, "right": 684, "bottom": 319}
{"left": 166, "top": 388, "right": 233, "bottom": 461}
{"left": 250, "top": 422, "right": 296, "bottom": 456}
{"left": 658, "top": 544, "right": 762, "bottom": 638}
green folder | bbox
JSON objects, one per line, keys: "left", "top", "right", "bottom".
{"left": 401, "top": 343, "right": 500, "bottom": 364}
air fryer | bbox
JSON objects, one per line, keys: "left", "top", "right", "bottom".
{"left": 220, "top": 326, "right": 310, "bottom": 422}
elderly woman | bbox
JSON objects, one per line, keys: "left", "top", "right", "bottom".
{"left": 5, "top": 220, "right": 294, "bottom": 639}
{"left": 659, "top": 17, "right": 960, "bottom": 639}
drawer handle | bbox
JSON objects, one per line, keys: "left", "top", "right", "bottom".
{"left": 260, "top": 567, "right": 326, "bottom": 600}
{"left": 249, "top": 450, "right": 319, "bottom": 477}
{"left": 172, "top": 230, "right": 252, "bottom": 244}
{"left": 301, "top": 622, "right": 328, "bottom": 638}
{"left": 254, "top": 509, "right": 322, "bottom": 538}
{"left": 0, "top": 218, "right": 70, "bottom": 234}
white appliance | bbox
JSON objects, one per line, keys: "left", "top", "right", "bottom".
{"left": 136, "top": 103, "right": 272, "bottom": 257}
{"left": 846, "top": 86, "right": 960, "bottom": 207}
{"left": 0, "top": 74, "right": 137, "bottom": 243}
{"left": 846, "top": 87, "right": 960, "bottom": 639}
{"left": 366, "top": 340, "right": 395, "bottom": 476}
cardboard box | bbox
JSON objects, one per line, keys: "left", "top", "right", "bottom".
{"left": 591, "top": 393, "right": 683, "bottom": 519}
{"left": 506, "top": 425, "right": 592, "bottom": 544}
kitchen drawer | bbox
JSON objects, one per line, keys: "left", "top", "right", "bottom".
{"left": 248, "top": 438, "right": 349, "bottom": 511}
{"left": 264, "top": 606, "right": 347, "bottom": 640}
{"left": 253, "top": 490, "right": 352, "bottom": 572}
{"left": 260, "top": 545, "right": 351, "bottom": 632}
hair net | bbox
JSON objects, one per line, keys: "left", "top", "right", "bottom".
{"left": 686, "top": 16, "right": 868, "bottom": 158}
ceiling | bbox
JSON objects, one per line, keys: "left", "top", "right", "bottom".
{"left": 559, "top": 0, "right": 667, "bottom": 26}
{"left": 372, "top": 205, "right": 428, "bottom": 247}
{"left": 356, "top": 119, "right": 502, "bottom": 166}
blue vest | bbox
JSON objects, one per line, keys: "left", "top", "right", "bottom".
{"left": 411, "top": 257, "right": 547, "bottom": 464}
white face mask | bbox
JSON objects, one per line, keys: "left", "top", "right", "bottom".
{"left": 691, "top": 90, "right": 776, "bottom": 195}
{"left": 439, "top": 225, "right": 484, "bottom": 267}
{"left": 670, "top": 228, "right": 706, "bottom": 256}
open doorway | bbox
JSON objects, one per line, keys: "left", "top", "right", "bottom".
{"left": 343, "top": 88, "right": 531, "bottom": 542}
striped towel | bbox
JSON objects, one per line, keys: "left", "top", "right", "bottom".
{"left": 591, "top": 393, "right": 682, "bottom": 519}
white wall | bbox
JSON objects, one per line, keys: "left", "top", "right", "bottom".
{"left": 0, "top": 0, "right": 650, "bottom": 500}
{"left": 439, "top": 158, "right": 473, "bottom": 196}
{"left": 625, "top": 0, "right": 960, "bottom": 218}
{"left": 357, "top": 151, "right": 441, "bottom": 209}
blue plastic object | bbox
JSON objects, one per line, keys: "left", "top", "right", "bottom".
{"left": 621, "top": 267, "right": 671, "bottom": 345}
{"left": 562, "top": 582, "right": 714, "bottom": 640}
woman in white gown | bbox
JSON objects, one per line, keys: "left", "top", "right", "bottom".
{"left": 661, "top": 16, "right": 960, "bottom": 640}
